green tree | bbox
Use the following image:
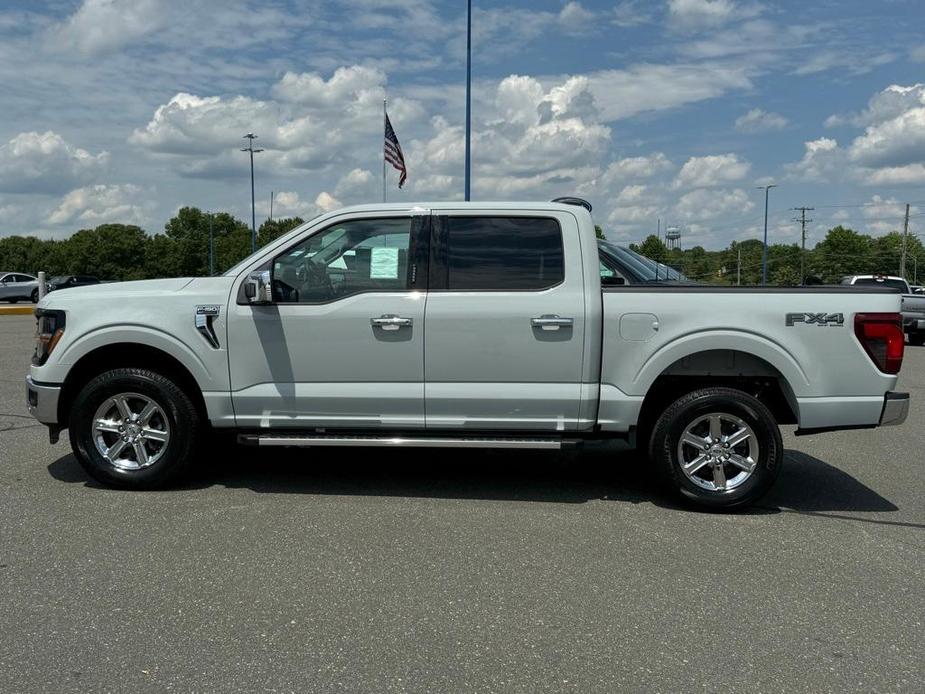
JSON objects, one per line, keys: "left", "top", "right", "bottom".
{"left": 637, "top": 234, "right": 667, "bottom": 262}
{"left": 594, "top": 224, "right": 605, "bottom": 240}
{"left": 258, "top": 217, "right": 305, "bottom": 247}
{"left": 0, "top": 236, "right": 58, "bottom": 275}
{"left": 144, "top": 234, "right": 182, "bottom": 278}
{"left": 771, "top": 264, "right": 801, "bottom": 286}
{"left": 162, "top": 207, "right": 250, "bottom": 276}
{"left": 64, "top": 224, "right": 149, "bottom": 281}
{"left": 809, "top": 226, "right": 873, "bottom": 282}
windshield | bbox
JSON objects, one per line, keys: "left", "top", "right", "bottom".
{"left": 852, "top": 277, "right": 908, "bottom": 292}
{"left": 598, "top": 241, "right": 690, "bottom": 282}
{"left": 49, "top": 276, "right": 69, "bottom": 284}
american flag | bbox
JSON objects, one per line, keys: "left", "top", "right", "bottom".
{"left": 384, "top": 113, "right": 407, "bottom": 188}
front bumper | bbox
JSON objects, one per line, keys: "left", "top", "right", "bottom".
{"left": 880, "top": 391, "right": 909, "bottom": 426}
{"left": 26, "top": 376, "right": 61, "bottom": 425}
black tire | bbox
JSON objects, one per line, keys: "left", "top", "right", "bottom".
{"left": 909, "top": 332, "right": 925, "bottom": 346}
{"left": 31, "top": 289, "right": 39, "bottom": 303}
{"left": 649, "top": 387, "right": 782, "bottom": 510}
{"left": 68, "top": 368, "right": 200, "bottom": 489}
{"left": 9, "top": 297, "right": 18, "bottom": 304}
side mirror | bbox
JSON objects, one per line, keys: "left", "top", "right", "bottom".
{"left": 244, "top": 270, "right": 272, "bottom": 304}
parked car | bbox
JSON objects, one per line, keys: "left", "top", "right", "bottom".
{"left": 26, "top": 199, "right": 909, "bottom": 509}
{"left": 841, "top": 274, "right": 925, "bottom": 345}
{"left": 0, "top": 272, "right": 40, "bottom": 303}
{"left": 46, "top": 275, "right": 101, "bottom": 293}
{"left": 597, "top": 241, "right": 696, "bottom": 285}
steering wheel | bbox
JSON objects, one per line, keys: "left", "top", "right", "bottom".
{"left": 302, "top": 258, "right": 335, "bottom": 300}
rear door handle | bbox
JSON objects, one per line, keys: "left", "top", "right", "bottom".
{"left": 531, "top": 314, "right": 573, "bottom": 330}
{"left": 371, "top": 314, "right": 413, "bottom": 330}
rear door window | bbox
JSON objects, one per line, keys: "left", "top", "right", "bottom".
{"left": 444, "top": 216, "right": 563, "bottom": 291}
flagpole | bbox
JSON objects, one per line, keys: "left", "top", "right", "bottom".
{"left": 464, "top": 0, "right": 472, "bottom": 201}
{"left": 383, "top": 98, "right": 387, "bottom": 203}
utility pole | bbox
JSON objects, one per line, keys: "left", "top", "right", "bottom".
{"left": 241, "top": 133, "right": 263, "bottom": 254}
{"left": 269, "top": 191, "right": 274, "bottom": 222}
{"left": 792, "top": 206, "right": 813, "bottom": 285}
{"left": 737, "top": 247, "right": 741, "bottom": 286}
{"left": 900, "top": 203, "right": 910, "bottom": 279}
{"left": 757, "top": 184, "right": 777, "bottom": 285}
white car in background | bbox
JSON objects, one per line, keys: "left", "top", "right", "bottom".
{"left": 0, "top": 273, "right": 40, "bottom": 303}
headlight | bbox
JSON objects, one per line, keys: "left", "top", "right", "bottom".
{"left": 33, "top": 309, "right": 66, "bottom": 366}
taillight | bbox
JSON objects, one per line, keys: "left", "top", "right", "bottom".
{"left": 854, "top": 312, "right": 904, "bottom": 374}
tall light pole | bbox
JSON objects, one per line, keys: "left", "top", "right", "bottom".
{"left": 758, "top": 184, "right": 777, "bottom": 285}
{"left": 241, "top": 133, "right": 263, "bottom": 253}
{"left": 464, "top": 0, "right": 472, "bottom": 201}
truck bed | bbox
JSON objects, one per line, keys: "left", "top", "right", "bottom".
{"left": 596, "top": 285, "right": 902, "bottom": 432}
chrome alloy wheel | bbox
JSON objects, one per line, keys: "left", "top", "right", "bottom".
{"left": 676, "top": 412, "right": 759, "bottom": 492}
{"left": 92, "top": 393, "right": 170, "bottom": 471}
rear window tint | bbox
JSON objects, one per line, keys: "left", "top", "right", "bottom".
{"left": 446, "top": 217, "right": 564, "bottom": 291}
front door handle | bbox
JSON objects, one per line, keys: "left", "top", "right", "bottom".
{"left": 371, "top": 314, "right": 413, "bottom": 330}
{"left": 531, "top": 314, "right": 574, "bottom": 330}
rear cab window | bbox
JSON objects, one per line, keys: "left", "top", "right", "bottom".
{"left": 851, "top": 278, "right": 909, "bottom": 292}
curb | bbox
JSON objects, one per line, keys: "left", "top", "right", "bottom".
{"left": 0, "top": 306, "right": 35, "bottom": 316}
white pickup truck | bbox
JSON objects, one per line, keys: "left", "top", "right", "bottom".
{"left": 840, "top": 274, "right": 925, "bottom": 345}
{"left": 26, "top": 200, "right": 910, "bottom": 509}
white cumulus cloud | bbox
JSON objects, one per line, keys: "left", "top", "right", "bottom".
{"left": 790, "top": 84, "right": 925, "bottom": 186}
{"left": 50, "top": 0, "right": 167, "bottom": 55}
{"left": 673, "top": 153, "right": 750, "bottom": 189}
{"left": 0, "top": 131, "right": 110, "bottom": 194}
{"left": 735, "top": 108, "right": 788, "bottom": 133}
{"left": 47, "top": 184, "right": 152, "bottom": 226}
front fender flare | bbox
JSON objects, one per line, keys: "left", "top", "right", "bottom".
{"left": 56, "top": 324, "right": 222, "bottom": 392}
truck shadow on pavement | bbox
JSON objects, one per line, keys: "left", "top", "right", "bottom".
{"left": 48, "top": 444, "right": 904, "bottom": 520}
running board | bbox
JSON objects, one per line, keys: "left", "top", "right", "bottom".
{"left": 237, "top": 433, "right": 565, "bottom": 449}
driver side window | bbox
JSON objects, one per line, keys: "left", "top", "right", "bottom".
{"left": 272, "top": 217, "right": 412, "bottom": 303}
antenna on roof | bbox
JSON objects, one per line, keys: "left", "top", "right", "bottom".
{"left": 551, "top": 196, "right": 592, "bottom": 213}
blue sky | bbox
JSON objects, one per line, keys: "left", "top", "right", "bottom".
{"left": 0, "top": 0, "right": 923, "bottom": 248}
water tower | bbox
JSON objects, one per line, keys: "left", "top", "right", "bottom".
{"left": 665, "top": 226, "right": 681, "bottom": 250}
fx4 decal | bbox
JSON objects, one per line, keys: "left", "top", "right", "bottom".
{"left": 786, "top": 312, "right": 844, "bottom": 327}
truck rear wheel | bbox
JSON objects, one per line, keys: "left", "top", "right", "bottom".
{"left": 649, "top": 387, "right": 782, "bottom": 510}
{"left": 68, "top": 368, "right": 200, "bottom": 489}
{"left": 909, "top": 332, "right": 925, "bottom": 346}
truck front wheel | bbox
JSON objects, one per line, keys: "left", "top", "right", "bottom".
{"left": 649, "top": 387, "right": 782, "bottom": 510}
{"left": 68, "top": 368, "right": 201, "bottom": 489}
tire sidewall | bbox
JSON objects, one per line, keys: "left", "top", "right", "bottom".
{"left": 69, "top": 370, "right": 196, "bottom": 488}
{"left": 655, "top": 389, "right": 782, "bottom": 509}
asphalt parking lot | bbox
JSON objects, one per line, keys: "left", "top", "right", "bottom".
{"left": 1, "top": 314, "right": 923, "bottom": 693}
